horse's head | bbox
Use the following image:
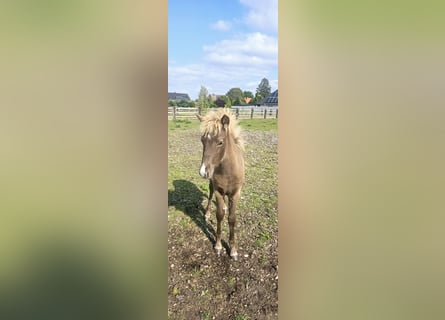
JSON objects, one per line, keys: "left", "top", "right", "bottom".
{"left": 197, "top": 113, "right": 230, "bottom": 179}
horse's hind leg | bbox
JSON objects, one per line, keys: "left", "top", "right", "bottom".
{"left": 214, "top": 190, "right": 225, "bottom": 255}
{"left": 204, "top": 181, "right": 214, "bottom": 222}
{"left": 228, "top": 190, "right": 241, "bottom": 260}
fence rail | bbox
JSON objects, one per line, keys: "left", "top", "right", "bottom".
{"left": 168, "top": 106, "right": 278, "bottom": 120}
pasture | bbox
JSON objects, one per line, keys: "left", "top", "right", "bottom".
{"left": 168, "top": 118, "right": 278, "bottom": 319}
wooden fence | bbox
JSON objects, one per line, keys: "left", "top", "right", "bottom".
{"left": 168, "top": 106, "right": 278, "bottom": 120}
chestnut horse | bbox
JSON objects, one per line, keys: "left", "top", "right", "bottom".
{"left": 197, "top": 109, "right": 245, "bottom": 260}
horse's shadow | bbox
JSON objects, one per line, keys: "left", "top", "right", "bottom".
{"left": 168, "top": 179, "right": 230, "bottom": 255}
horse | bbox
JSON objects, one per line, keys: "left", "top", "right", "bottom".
{"left": 196, "top": 108, "right": 245, "bottom": 260}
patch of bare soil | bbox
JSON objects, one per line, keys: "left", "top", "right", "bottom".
{"left": 169, "top": 128, "right": 278, "bottom": 320}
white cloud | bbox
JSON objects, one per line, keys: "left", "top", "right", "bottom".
{"left": 169, "top": 60, "right": 277, "bottom": 99}
{"left": 210, "top": 20, "right": 232, "bottom": 31}
{"left": 210, "top": 1, "right": 278, "bottom": 33}
{"left": 269, "top": 79, "right": 278, "bottom": 90}
{"left": 240, "top": 0, "right": 278, "bottom": 32}
{"left": 203, "top": 32, "right": 277, "bottom": 67}
{"left": 169, "top": 32, "right": 277, "bottom": 99}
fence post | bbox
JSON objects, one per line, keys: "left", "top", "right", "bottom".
{"left": 173, "top": 106, "right": 176, "bottom": 121}
{"left": 263, "top": 108, "right": 266, "bottom": 119}
{"left": 275, "top": 108, "right": 278, "bottom": 119}
{"left": 251, "top": 108, "right": 254, "bottom": 119}
{"left": 198, "top": 107, "right": 202, "bottom": 115}
{"left": 236, "top": 108, "right": 239, "bottom": 119}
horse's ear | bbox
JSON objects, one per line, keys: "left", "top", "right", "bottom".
{"left": 196, "top": 114, "right": 204, "bottom": 122}
{"left": 221, "top": 114, "right": 230, "bottom": 129}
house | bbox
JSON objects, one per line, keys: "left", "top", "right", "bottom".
{"left": 260, "top": 89, "right": 278, "bottom": 107}
{"left": 168, "top": 92, "right": 191, "bottom": 101}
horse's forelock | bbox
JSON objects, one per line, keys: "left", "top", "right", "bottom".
{"left": 200, "top": 109, "right": 243, "bottom": 149}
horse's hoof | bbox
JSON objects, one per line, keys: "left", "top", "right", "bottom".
{"left": 230, "top": 253, "right": 238, "bottom": 261}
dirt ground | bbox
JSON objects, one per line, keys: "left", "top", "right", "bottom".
{"left": 168, "top": 122, "right": 278, "bottom": 320}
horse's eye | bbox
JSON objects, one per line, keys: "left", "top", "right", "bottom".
{"left": 216, "top": 141, "right": 223, "bottom": 146}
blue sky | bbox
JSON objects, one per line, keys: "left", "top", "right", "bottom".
{"left": 169, "top": 0, "right": 278, "bottom": 100}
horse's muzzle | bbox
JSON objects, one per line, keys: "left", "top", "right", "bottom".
{"left": 199, "top": 163, "right": 211, "bottom": 179}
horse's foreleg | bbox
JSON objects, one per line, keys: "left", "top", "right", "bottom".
{"left": 205, "top": 181, "right": 214, "bottom": 222}
{"left": 214, "top": 191, "right": 225, "bottom": 255}
{"left": 228, "top": 190, "right": 241, "bottom": 260}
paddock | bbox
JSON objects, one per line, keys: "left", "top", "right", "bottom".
{"left": 168, "top": 118, "right": 278, "bottom": 320}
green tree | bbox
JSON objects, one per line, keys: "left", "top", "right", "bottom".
{"left": 243, "top": 91, "right": 254, "bottom": 99}
{"left": 253, "top": 93, "right": 263, "bottom": 105}
{"left": 243, "top": 90, "right": 254, "bottom": 104}
{"left": 198, "top": 86, "right": 210, "bottom": 110}
{"left": 256, "top": 78, "right": 271, "bottom": 99}
{"left": 226, "top": 88, "right": 244, "bottom": 105}
{"left": 177, "top": 99, "right": 192, "bottom": 108}
{"left": 219, "top": 95, "right": 231, "bottom": 108}
{"left": 214, "top": 98, "right": 225, "bottom": 108}
{"left": 207, "top": 94, "right": 217, "bottom": 108}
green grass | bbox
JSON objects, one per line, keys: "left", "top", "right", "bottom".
{"left": 239, "top": 119, "right": 277, "bottom": 131}
{"left": 228, "top": 277, "right": 236, "bottom": 287}
{"left": 255, "top": 227, "right": 274, "bottom": 247}
{"left": 168, "top": 119, "right": 198, "bottom": 131}
{"left": 168, "top": 118, "right": 277, "bottom": 131}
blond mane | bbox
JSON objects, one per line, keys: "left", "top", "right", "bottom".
{"left": 199, "top": 108, "right": 244, "bottom": 150}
